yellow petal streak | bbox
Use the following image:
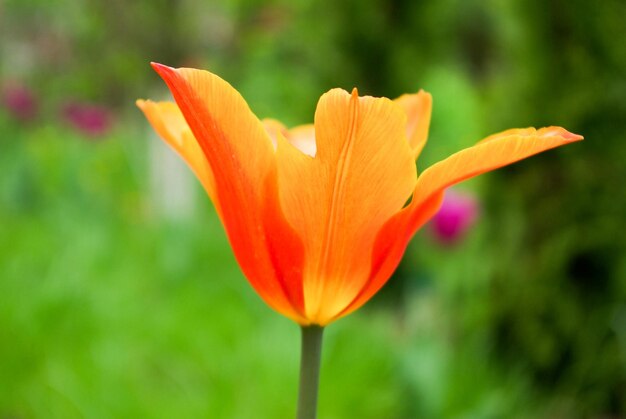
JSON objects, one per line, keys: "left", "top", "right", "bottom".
{"left": 276, "top": 88, "right": 417, "bottom": 324}
{"left": 136, "top": 100, "right": 218, "bottom": 208}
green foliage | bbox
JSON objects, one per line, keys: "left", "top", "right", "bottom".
{"left": 1, "top": 0, "right": 625, "bottom": 417}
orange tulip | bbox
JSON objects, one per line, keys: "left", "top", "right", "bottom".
{"left": 137, "top": 63, "right": 582, "bottom": 326}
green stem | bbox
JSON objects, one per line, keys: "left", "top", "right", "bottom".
{"left": 296, "top": 325, "right": 324, "bottom": 419}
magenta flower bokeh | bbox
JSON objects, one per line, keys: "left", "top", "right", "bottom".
{"left": 1, "top": 83, "right": 38, "bottom": 122}
{"left": 430, "top": 189, "right": 479, "bottom": 245}
{"left": 62, "top": 102, "right": 112, "bottom": 137}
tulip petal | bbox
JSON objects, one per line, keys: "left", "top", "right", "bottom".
{"left": 394, "top": 90, "right": 432, "bottom": 159}
{"left": 136, "top": 100, "right": 218, "bottom": 208}
{"left": 263, "top": 119, "right": 316, "bottom": 157}
{"left": 412, "top": 127, "right": 583, "bottom": 206}
{"left": 151, "top": 63, "right": 307, "bottom": 323}
{"left": 287, "top": 124, "right": 316, "bottom": 157}
{"left": 337, "top": 126, "right": 582, "bottom": 321}
{"left": 276, "top": 88, "right": 417, "bottom": 324}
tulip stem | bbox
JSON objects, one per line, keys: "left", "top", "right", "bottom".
{"left": 296, "top": 325, "right": 324, "bottom": 419}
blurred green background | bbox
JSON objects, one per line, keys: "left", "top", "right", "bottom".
{"left": 1, "top": 0, "right": 625, "bottom": 417}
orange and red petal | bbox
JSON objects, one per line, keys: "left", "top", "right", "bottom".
{"left": 412, "top": 126, "right": 583, "bottom": 207}
{"left": 151, "top": 63, "right": 307, "bottom": 323}
{"left": 276, "top": 88, "right": 417, "bottom": 325}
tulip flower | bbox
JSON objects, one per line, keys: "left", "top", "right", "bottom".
{"left": 137, "top": 63, "right": 582, "bottom": 418}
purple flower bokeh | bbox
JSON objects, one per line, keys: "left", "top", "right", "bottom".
{"left": 62, "top": 102, "right": 112, "bottom": 137}
{"left": 1, "top": 83, "right": 38, "bottom": 121}
{"left": 430, "top": 189, "right": 479, "bottom": 245}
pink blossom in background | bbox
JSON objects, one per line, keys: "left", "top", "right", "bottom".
{"left": 1, "top": 83, "right": 38, "bottom": 121}
{"left": 430, "top": 189, "right": 480, "bottom": 245}
{"left": 62, "top": 102, "right": 112, "bottom": 137}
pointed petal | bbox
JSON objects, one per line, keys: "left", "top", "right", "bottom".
{"left": 136, "top": 100, "right": 218, "bottom": 206}
{"left": 151, "top": 63, "right": 307, "bottom": 323}
{"left": 276, "top": 88, "right": 417, "bottom": 324}
{"left": 394, "top": 90, "right": 432, "bottom": 159}
{"left": 412, "top": 127, "right": 583, "bottom": 206}
{"left": 336, "top": 126, "right": 582, "bottom": 321}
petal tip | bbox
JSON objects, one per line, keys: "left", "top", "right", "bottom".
{"left": 541, "top": 126, "right": 584, "bottom": 142}
{"left": 150, "top": 62, "right": 176, "bottom": 77}
{"left": 563, "top": 131, "right": 584, "bottom": 142}
{"left": 418, "top": 89, "right": 432, "bottom": 99}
